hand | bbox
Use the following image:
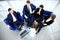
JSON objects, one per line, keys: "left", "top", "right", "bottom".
{"left": 24, "top": 15, "right": 28, "bottom": 19}
{"left": 37, "top": 12, "right": 40, "bottom": 15}
{"left": 34, "top": 20, "right": 38, "bottom": 26}
{"left": 42, "top": 20, "right": 45, "bottom": 24}
{"left": 33, "top": 20, "right": 38, "bottom": 28}
{"left": 31, "top": 10, "right": 35, "bottom": 14}
{"left": 32, "top": 10, "right": 35, "bottom": 13}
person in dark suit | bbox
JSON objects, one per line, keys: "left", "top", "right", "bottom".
{"left": 43, "top": 11, "right": 56, "bottom": 26}
{"left": 6, "top": 8, "right": 24, "bottom": 30}
{"left": 23, "top": 0, "right": 36, "bottom": 27}
{"left": 33, "top": 5, "right": 44, "bottom": 34}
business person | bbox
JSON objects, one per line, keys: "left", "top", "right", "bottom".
{"left": 6, "top": 8, "right": 24, "bottom": 30}
{"left": 33, "top": 5, "right": 44, "bottom": 34}
{"left": 23, "top": 0, "right": 36, "bottom": 27}
{"left": 43, "top": 12, "right": 56, "bottom": 26}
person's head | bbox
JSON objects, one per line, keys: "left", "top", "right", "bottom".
{"left": 26, "top": 0, "right": 30, "bottom": 6}
{"left": 50, "top": 14, "right": 56, "bottom": 21}
{"left": 39, "top": 5, "right": 44, "bottom": 9}
{"left": 8, "top": 8, "right": 14, "bottom": 13}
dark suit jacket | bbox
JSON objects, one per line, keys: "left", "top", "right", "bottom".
{"left": 34, "top": 8, "right": 44, "bottom": 23}
{"left": 7, "top": 11, "right": 23, "bottom": 24}
{"left": 23, "top": 4, "right": 36, "bottom": 18}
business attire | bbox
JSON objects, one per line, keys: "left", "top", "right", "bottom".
{"left": 4, "top": 11, "right": 24, "bottom": 30}
{"left": 34, "top": 8, "right": 44, "bottom": 34}
{"left": 43, "top": 10, "right": 54, "bottom": 25}
{"left": 23, "top": 4, "right": 36, "bottom": 27}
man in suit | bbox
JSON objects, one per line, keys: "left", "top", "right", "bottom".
{"left": 6, "top": 8, "right": 24, "bottom": 30}
{"left": 23, "top": 0, "right": 36, "bottom": 27}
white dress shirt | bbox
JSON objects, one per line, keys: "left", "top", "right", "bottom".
{"left": 24, "top": 5, "right": 32, "bottom": 19}
{"left": 38, "top": 8, "right": 42, "bottom": 15}
{"left": 11, "top": 13, "right": 17, "bottom": 22}
{"left": 27, "top": 5, "right": 32, "bottom": 14}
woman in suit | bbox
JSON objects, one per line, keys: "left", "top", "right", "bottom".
{"left": 33, "top": 5, "right": 44, "bottom": 34}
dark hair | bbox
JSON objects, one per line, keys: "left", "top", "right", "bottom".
{"left": 26, "top": 0, "right": 30, "bottom": 3}
{"left": 39, "top": 5, "right": 44, "bottom": 8}
{"left": 8, "top": 8, "right": 11, "bottom": 11}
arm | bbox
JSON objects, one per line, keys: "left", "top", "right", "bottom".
{"left": 31, "top": 4, "right": 36, "bottom": 13}
{"left": 23, "top": 5, "right": 28, "bottom": 19}
{"left": 17, "top": 12, "right": 24, "bottom": 21}
{"left": 7, "top": 14, "right": 12, "bottom": 23}
{"left": 31, "top": 4, "right": 36, "bottom": 10}
{"left": 4, "top": 14, "right": 13, "bottom": 25}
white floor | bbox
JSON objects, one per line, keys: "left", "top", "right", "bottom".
{"left": 0, "top": 0, "right": 60, "bottom": 40}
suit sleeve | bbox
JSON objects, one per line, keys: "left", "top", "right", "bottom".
{"left": 17, "top": 12, "right": 24, "bottom": 21}
{"left": 23, "top": 6, "right": 25, "bottom": 16}
{"left": 31, "top": 4, "right": 36, "bottom": 10}
{"left": 7, "top": 14, "right": 12, "bottom": 23}
{"left": 23, "top": 5, "right": 28, "bottom": 18}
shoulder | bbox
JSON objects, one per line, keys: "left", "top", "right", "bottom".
{"left": 36, "top": 8, "right": 39, "bottom": 10}
{"left": 23, "top": 5, "right": 27, "bottom": 9}
{"left": 17, "top": 12, "right": 20, "bottom": 13}
{"left": 7, "top": 13, "right": 11, "bottom": 17}
{"left": 24, "top": 5, "right": 27, "bottom": 7}
{"left": 30, "top": 4, "right": 35, "bottom": 7}
{"left": 30, "top": 4, "right": 34, "bottom": 6}
{"left": 8, "top": 13, "right": 10, "bottom": 16}
{"left": 37, "top": 8, "right": 39, "bottom": 9}
{"left": 42, "top": 9, "right": 44, "bottom": 11}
